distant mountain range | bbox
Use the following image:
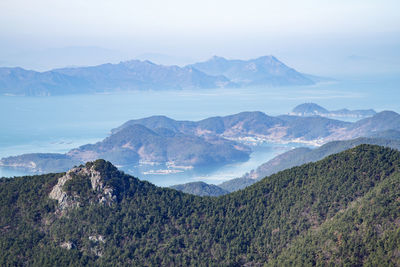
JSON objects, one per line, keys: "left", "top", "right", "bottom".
{"left": 170, "top": 181, "right": 229, "bottom": 197}
{"left": 0, "top": 56, "right": 318, "bottom": 96}
{"left": 0, "top": 123, "right": 251, "bottom": 174}
{"left": 290, "top": 103, "right": 376, "bottom": 118}
{"left": 0, "top": 61, "right": 232, "bottom": 96}
{"left": 68, "top": 124, "right": 250, "bottom": 168}
{"left": 189, "top": 55, "right": 315, "bottom": 86}
{"left": 2, "top": 145, "right": 400, "bottom": 265}
{"left": 112, "top": 111, "right": 352, "bottom": 143}
{"left": 2, "top": 108, "right": 400, "bottom": 176}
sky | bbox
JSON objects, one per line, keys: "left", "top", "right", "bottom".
{"left": 0, "top": 0, "right": 399, "bottom": 74}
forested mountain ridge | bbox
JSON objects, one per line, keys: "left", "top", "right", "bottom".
{"left": 270, "top": 171, "right": 400, "bottom": 266}
{"left": 1, "top": 145, "right": 400, "bottom": 266}
{"left": 218, "top": 136, "right": 400, "bottom": 192}
{"left": 242, "top": 136, "right": 400, "bottom": 181}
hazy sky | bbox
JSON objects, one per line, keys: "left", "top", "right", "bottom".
{"left": 1, "top": 0, "right": 399, "bottom": 74}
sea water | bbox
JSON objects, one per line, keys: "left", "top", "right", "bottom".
{"left": 125, "top": 142, "right": 310, "bottom": 187}
{"left": 1, "top": 73, "right": 399, "bottom": 184}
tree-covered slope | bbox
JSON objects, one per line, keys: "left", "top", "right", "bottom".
{"left": 1, "top": 145, "right": 400, "bottom": 266}
{"left": 228, "top": 137, "right": 400, "bottom": 192}
{"left": 270, "top": 171, "right": 400, "bottom": 266}
{"left": 179, "top": 136, "right": 400, "bottom": 195}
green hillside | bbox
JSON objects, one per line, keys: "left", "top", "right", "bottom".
{"left": 270, "top": 171, "right": 400, "bottom": 266}
{"left": 1, "top": 145, "right": 399, "bottom": 266}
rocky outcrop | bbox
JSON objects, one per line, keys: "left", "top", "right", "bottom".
{"left": 49, "top": 162, "right": 117, "bottom": 212}
{"left": 60, "top": 241, "right": 76, "bottom": 250}
{"left": 49, "top": 170, "right": 80, "bottom": 210}
{"left": 89, "top": 235, "right": 106, "bottom": 243}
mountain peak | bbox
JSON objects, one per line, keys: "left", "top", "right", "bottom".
{"left": 119, "top": 59, "right": 156, "bottom": 67}
{"left": 49, "top": 160, "right": 124, "bottom": 212}
{"left": 352, "top": 110, "right": 400, "bottom": 130}
{"left": 374, "top": 110, "right": 400, "bottom": 119}
{"left": 254, "top": 55, "right": 279, "bottom": 61}
{"left": 190, "top": 55, "right": 314, "bottom": 86}
{"left": 210, "top": 55, "right": 227, "bottom": 61}
{"left": 171, "top": 181, "right": 229, "bottom": 196}
{"left": 0, "top": 55, "right": 317, "bottom": 96}
{"left": 292, "top": 103, "right": 329, "bottom": 115}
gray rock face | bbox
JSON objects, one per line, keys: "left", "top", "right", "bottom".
{"left": 89, "top": 235, "right": 106, "bottom": 243}
{"left": 49, "top": 164, "right": 116, "bottom": 212}
{"left": 49, "top": 170, "right": 80, "bottom": 210}
{"left": 60, "top": 241, "right": 75, "bottom": 250}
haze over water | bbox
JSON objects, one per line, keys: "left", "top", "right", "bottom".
{"left": 1, "top": 72, "right": 399, "bottom": 184}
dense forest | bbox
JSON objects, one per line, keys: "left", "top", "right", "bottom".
{"left": 1, "top": 144, "right": 399, "bottom": 266}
